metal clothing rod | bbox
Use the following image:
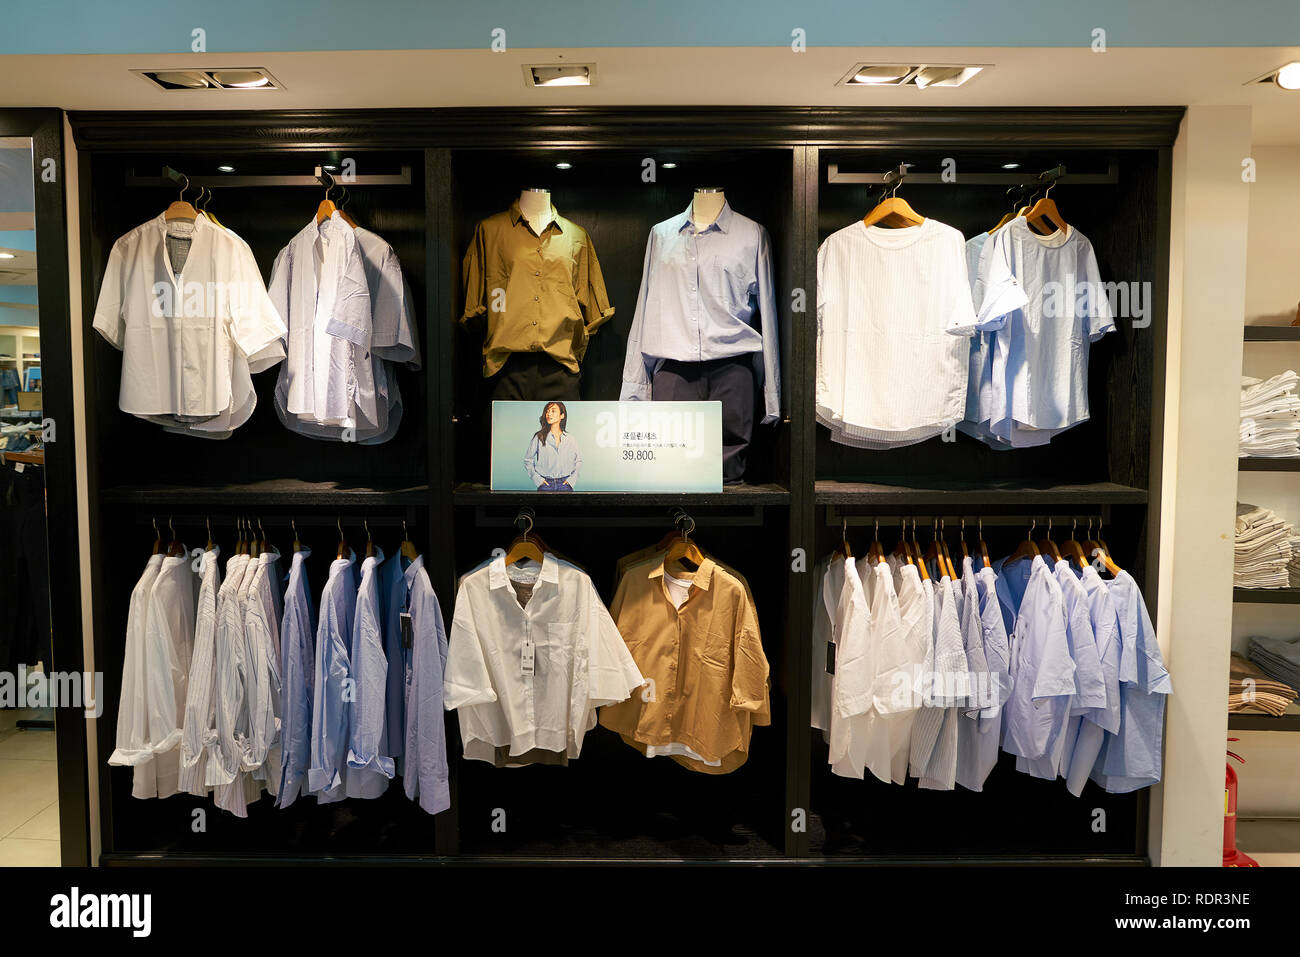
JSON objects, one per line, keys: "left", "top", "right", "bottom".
{"left": 827, "top": 159, "right": 1117, "bottom": 186}
{"left": 474, "top": 505, "right": 764, "bottom": 528}
{"left": 134, "top": 513, "right": 416, "bottom": 529}
{"left": 824, "top": 510, "right": 1112, "bottom": 528}
{"left": 126, "top": 164, "right": 412, "bottom": 189}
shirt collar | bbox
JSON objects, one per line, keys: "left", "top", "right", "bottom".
{"left": 509, "top": 201, "right": 564, "bottom": 234}
{"left": 648, "top": 554, "right": 716, "bottom": 590}
{"left": 488, "top": 551, "right": 561, "bottom": 590}
{"left": 680, "top": 199, "right": 733, "bottom": 234}
{"left": 403, "top": 552, "right": 426, "bottom": 591}
{"left": 156, "top": 211, "right": 208, "bottom": 239}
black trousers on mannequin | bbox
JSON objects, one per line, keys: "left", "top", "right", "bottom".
{"left": 489, "top": 352, "right": 581, "bottom": 402}
{"left": 651, "top": 355, "right": 755, "bottom": 484}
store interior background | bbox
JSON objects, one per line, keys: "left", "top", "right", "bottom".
{"left": 2, "top": 1, "right": 1299, "bottom": 866}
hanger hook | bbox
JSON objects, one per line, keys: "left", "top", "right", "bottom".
{"left": 206, "top": 515, "right": 212, "bottom": 538}
{"left": 152, "top": 516, "right": 160, "bottom": 540}
{"left": 364, "top": 518, "right": 372, "bottom": 542}
{"left": 1071, "top": 518, "right": 1078, "bottom": 541}
{"left": 291, "top": 518, "right": 298, "bottom": 539}
{"left": 1029, "top": 518, "right": 1036, "bottom": 536}
{"left": 874, "top": 517, "right": 879, "bottom": 541}
{"left": 978, "top": 516, "right": 983, "bottom": 539}
{"left": 1047, "top": 516, "right": 1052, "bottom": 537}
{"left": 338, "top": 516, "right": 344, "bottom": 542}
{"left": 178, "top": 173, "right": 190, "bottom": 201}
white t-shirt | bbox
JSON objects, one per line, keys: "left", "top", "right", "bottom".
{"left": 92, "top": 213, "right": 286, "bottom": 422}
{"left": 816, "top": 217, "right": 976, "bottom": 448}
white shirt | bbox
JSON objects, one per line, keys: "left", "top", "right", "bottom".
{"left": 952, "top": 218, "right": 1115, "bottom": 447}
{"left": 857, "top": 558, "right": 917, "bottom": 784}
{"left": 212, "top": 553, "right": 253, "bottom": 816}
{"left": 816, "top": 218, "right": 976, "bottom": 448}
{"left": 444, "top": 554, "right": 644, "bottom": 763}
{"left": 808, "top": 554, "right": 874, "bottom": 778}
{"left": 243, "top": 550, "right": 284, "bottom": 795}
{"left": 92, "top": 213, "right": 286, "bottom": 421}
{"left": 179, "top": 547, "right": 221, "bottom": 796}
{"left": 138, "top": 552, "right": 198, "bottom": 799}
{"left": 108, "top": 554, "right": 165, "bottom": 798}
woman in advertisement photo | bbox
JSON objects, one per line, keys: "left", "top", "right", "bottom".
{"left": 524, "top": 400, "right": 581, "bottom": 491}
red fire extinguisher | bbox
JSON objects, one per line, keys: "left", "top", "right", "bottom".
{"left": 1224, "top": 738, "right": 1260, "bottom": 867}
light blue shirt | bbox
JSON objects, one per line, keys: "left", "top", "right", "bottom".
{"left": 1091, "top": 571, "right": 1171, "bottom": 793}
{"left": 994, "top": 554, "right": 1076, "bottom": 763}
{"left": 400, "top": 554, "right": 451, "bottom": 815}
{"left": 277, "top": 548, "right": 316, "bottom": 807}
{"left": 620, "top": 201, "right": 781, "bottom": 424}
{"left": 308, "top": 550, "right": 357, "bottom": 802}
{"left": 524, "top": 429, "right": 581, "bottom": 488}
{"left": 346, "top": 547, "right": 395, "bottom": 792}
{"left": 955, "top": 557, "right": 1002, "bottom": 792}
{"left": 1062, "top": 564, "right": 1123, "bottom": 796}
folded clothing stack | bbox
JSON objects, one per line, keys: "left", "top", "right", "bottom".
{"left": 1229, "top": 652, "right": 1298, "bottom": 715}
{"left": 1240, "top": 370, "right": 1300, "bottom": 458}
{"left": 1235, "top": 503, "right": 1297, "bottom": 588}
{"left": 1248, "top": 635, "right": 1300, "bottom": 696}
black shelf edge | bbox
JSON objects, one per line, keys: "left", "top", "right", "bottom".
{"left": 100, "top": 481, "right": 430, "bottom": 506}
{"left": 1228, "top": 712, "right": 1300, "bottom": 732}
{"left": 1233, "top": 587, "right": 1300, "bottom": 604}
{"left": 1244, "top": 326, "right": 1300, "bottom": 342}
{"left": 453, "top": 482, "right": 790, "bottom": 507}
{"left": 1239, "top": 458, "right": 1300, "bottom": 471}
{"left": 814, "top": 480, "right": 1149, "bottom": 506}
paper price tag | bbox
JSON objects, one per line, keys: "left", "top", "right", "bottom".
{"left": 520, "top": 638, "right": 535, "bottom": 677}
{"left": 825, "top": 637, "right": 836, "bottom": 675}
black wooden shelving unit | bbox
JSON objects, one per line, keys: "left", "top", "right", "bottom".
{"left": 69, "top": 105, "right": 1181, "bottom": 866}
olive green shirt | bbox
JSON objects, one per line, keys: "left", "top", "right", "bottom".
{"left": 461, "top": 202, "right": 615, "bottom": 376}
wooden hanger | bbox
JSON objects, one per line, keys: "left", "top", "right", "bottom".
{"left": 505, "top": 511, "right": 546, "bottom": 567}
{"left": 1060, "top": 519, "right": 1089, "bottom": 571}
{"left": 363, "top": 519, "right": 376, "bottom": 559}
{"left": 165, "top": 516, "right": 186, "bottom": 558}
{"left": 977, "top": 516, "right": 992, "bottom": 569}
{"left": 1037, "top": 517, "right": 1063, "bottom": 563}
{"left": 1024, "top": 179, "right": 1067, "bottom": 236}
{"left": 316, "top": 176, "right": 339, "bottom": 225}
{"left": 863, "top": 165, "right": 924, "bottom": 229}
{"left": 400, "top": 520, "right": 420, "bottom": 560}
{"left": 150, "top": 517, "right": 163, "bottom": 556}
{"left": 336, "top": 517, "right": 349, "bottom": 559}
{"left": 833, "top": 517, "right": 852, "bottom": 560}
{"left": 937, "top": 519, "right": 957, "bottom": 579}
{"left": 664, "top": 513, "right": 703, "bottom": 573}
{"left": 1005, "top": 519, "right": 1041, "bottom": 565}
{"left": 164, "top": 173, "right": 198, "bottom": 223}
{"left": 910, "top": 520, "right": 930, "bottom": 580}
{"left": 257, "top": 517, "right": 270, "bottom": 556}
{"left": 205, "top": 516, "right": 215, "bottom": 551}
{"left": 892, "top": 518, "right": 913, "bottom": 566}
{"left": 1083, "top": 517, "right": 1122, "bottom": 576}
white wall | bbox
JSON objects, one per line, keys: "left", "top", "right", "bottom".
{"left": 1156, "top": 105, "right": 1252, "bottom": 866}
{"left": 1231, "top": 143, "right": 1300, "bottom": 820}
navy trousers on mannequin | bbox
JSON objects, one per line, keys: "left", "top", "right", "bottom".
{"left": 651, "top": 355, "right": 755, "bottom": 484}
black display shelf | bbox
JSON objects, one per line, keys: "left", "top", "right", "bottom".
{"left": 1228, "top": 712, "right": 1300, "bottom": 732}
{"left": 1239, "top": 458, "right": 1300, "bottom": 471}
{"left": 1244, "top": 326, "right": 1300, "bottom": 342}
{"left": 814, "top": 480, "right": 1148, "bottom": 506}
{"left": 453, "top": 482, "right": 790, "bottom": 507}
{"left": 100, "top": 480, "right": 430, "bottom": 506}
{"left": 1233, "top": 587, "right": 1300, "bottom": 604}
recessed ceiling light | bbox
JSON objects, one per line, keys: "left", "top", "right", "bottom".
{"left": 132, "top": 67, "right": 281, "bottom": 92}
{"left": 322, "top": 165, "right": 338, "bottom": 171}
{"left": 850, "top": 65, "right": 914, "bottom": 85}
{"left": 217, "top": 165, "right": 235, "bottom": 173}
{"left": 662, "top": 162, "right": 678, "bottom": 169}
{"left": 208, "top": 70, "right": 271, "bottom": 88}
{"left": 1002, "top": 163, "right": 1020, "bottom": 170}
{"left": 1276, "top": 62, "right": 1300, "bottom": 90}
{"left": 0, "top": 253, "right": 14, "bottom": 260}
{"left": 555, "top": 162, "right": 572, "bottom": 170}
{"left": 839, "top": 62, "right": 985, "bottom": 89}
{"left": 524, "top": 64, "right": 595, "bottom": 88}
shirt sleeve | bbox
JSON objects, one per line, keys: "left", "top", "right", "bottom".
{"left": 945, "top": 234, "right": 978, "bottom": 339}
{"left": 730, "top": 597, "right": 770, "bottom": 722}
{"left": 91, "top": 239, "right": 127, "bottom": 350}
{"left": 523, "top": 434, "right": 543, "bottom": 488}
{"left": 619, "top": 230, "right": 656, "bottom": 401}
{"left": 460, "top": 222, "right": 487, "bottom": 325}
{"left": 143, "top": 581, "right": 186, "bottom": 756}
{"left": 405, "top": 582, "right": 451, "bottom": 815}
{"left": 954, "top": 230, "right": 1027, "bottom": 334}
{"left": 442, "top": 587, "right": 498, "bottom": 711}
{"left": 567, "top": 435, "right": 581, "bottom": 487}
{"left": 324, "top": 239, "right": 374, "bottom": 349}
{"left": 231, "top": 247, "right": 288, "bottom": 371}
{"left": 755, "top": 225, "right": 782, "bottom": 424}
{"left": 1081, "top": 244, "right": 1116, "bottom": 341}
{"left": 346, "top": 583, "right": 395, "bottom": 779}
{"left": 1032, "top": 597, "right": 1078, "bottom": 702}
{"left": 833, "top": 583, "right": 875, "bottom": 720}
{"left": 372, "top": 248, "right": 422, "bottom": 367}
{"left": 576, "top": 233, "right": 615, "bottom": 333}
{"left": 584, "top": 580, "right": 645, "bottom": 712}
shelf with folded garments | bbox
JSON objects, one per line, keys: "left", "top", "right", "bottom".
{"left": 815, "top": 480, "right": 1149, "bottom": 507}
{"left": 442, "top": 505, "right": 793, "bottom": 858}
{"left": 1233, "top": 587, "right": 1300, "bottom": 603}
{"left": 1239, "top": 458, "right": 1300, "bottom": 471}
{"left": 804, "top": 509, "right": 1150, "bottom": 859}
{"left": 100, "top": 480, "right": 430, "bottom": 506}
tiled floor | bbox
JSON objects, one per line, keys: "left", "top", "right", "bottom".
{"left": 0, "top": 708, "right": 59, "bottom": 866}
{"left": 1236, "top": 818, "right": 1300, "bottom": 866}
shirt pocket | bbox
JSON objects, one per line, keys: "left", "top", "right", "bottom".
{"left": 713, "top": 259, "right": 754, "bottom": 319}
{"left": 698, "top": 628, "right": 732, "bottom": 670}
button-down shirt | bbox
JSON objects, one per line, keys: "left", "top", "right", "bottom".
{"left": 524, "top": 428, "right": 581, "bottom": 488}
{"left": 346, "top": 547, "right": 394, "bottom": 796}
{"left": 445, "top": 553, "right": 643, "bottom": 763}
{"left": 398, "top": 554, "right": 451, "bottom": 815}
{"left": 92, "top": 212, "right": 286, "bottom": 420}
{"left": 309, "top": 550, "right": 358, "bottom": 803}
{"left": 954, "top": 558, "right": 1013, "bottom": 792}
{"left": 243, "top": 549, "right": 284, "bottom": 795}
{"left": 211, "top": 552, "right": 250, "bottom": 814}
{"left": 108, "top": 554, "right": 165, "bottom": 798}
{"left": 277, "top": 548, "right": 316, "bottom": 807}
{"left": 461, "top": 202, "right": 615, "bottom": 377}
{"left": 1062, "top": 564, "right": 1123, "bottom": 796}
{"left": 179, "top": 547, "right": 221, "bottom": 796}
{"left": 599, "top": 556, "right": 769, "bottom": 773}
{"left": 810, "top": 554, "right": 877, "bottom": 781}
{"left": 620, "top": 202, "right": 781, "bottom": 424}
{"left": 380, "top": 553, "right": 410, "bottom": 776}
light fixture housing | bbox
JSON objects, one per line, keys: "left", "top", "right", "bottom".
{"left": 838, "top": 63, "right": 985, "bottom": 89}
{"left": 523, "top": 64, "right": 595, "bottom": 88}
{"left": 133, "top": 67, "right": 282, "bottom": 92}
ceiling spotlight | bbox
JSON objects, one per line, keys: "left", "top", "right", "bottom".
{"left": 322, "top": 165, "right": 338, "bottom": 171}
{"left": 217, "top": 165, "right": 235, "bottom": 173}
{"left": 1276, "top": 62, "right": 1300, "bottom": 90}
{"left": 1002, "top": 163, "right": 1020, "bottom": 170}
{"left": 0, "top": 253, "right": 13, "bottom": 260}
{"left": 662, "top": 162, "right": 678, "bottom": 169}
{"left": 525, "top": 64, "right": 595, "bottom": 88}
{"left": 555, "top": 162, "right": 572, "bottom": 170}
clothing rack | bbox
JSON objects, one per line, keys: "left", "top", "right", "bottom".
{"left": 474, "top": 502, "right": 766, "bottom": 528}
{"left": 825, "top": 510, "right": 1113, "bottom": 528}
{"left": 124, "top": 164, "right": 413, "bottom": 189}
{"left": 826, "top": 158, "right": 1116, "bottom": 185}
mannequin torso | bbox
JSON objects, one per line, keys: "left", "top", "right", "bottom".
{"left": 519, "top": 188, "right": 553, "bottom": 234}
